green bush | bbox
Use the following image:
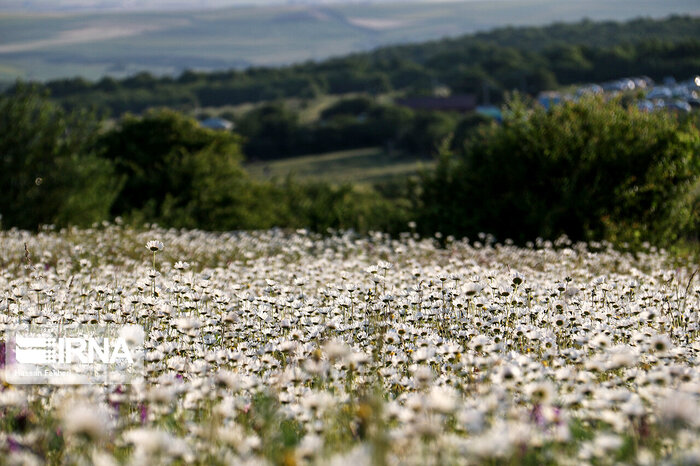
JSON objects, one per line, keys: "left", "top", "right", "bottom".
{"left": 236, "top": 103, "right": 301, "bottom": 160}
{"left": 419, "top": 97, "right": 700, "bottom": 246}
{"left": 0, "top": 84, "right": 120, "bottom": 230}
{"left": 99, "top": 109, "right": 268, "bottom": 230}
{"left": 397, "top": 111, "right": 460, "bottom": 156}
{"left": 274, "top": 179, "right": 411, "bottom": 234}
{"left": 96, "top": 108, "right": 408, "bottom": 233}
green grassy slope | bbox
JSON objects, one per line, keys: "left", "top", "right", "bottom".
{"left": 245, "top": 147, "right": 433, "bottom": 184}
{"left": 0, "top": 0, "right": 698, "bottom": 82}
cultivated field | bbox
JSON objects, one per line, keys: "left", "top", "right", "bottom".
{"left": 0, "top": 225, "right": 699, "bottom": 464}
{"left": 1, "top": 0, "right": 699, "bottom": 82}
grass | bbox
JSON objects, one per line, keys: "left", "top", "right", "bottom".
{"left": 198, "top": 93, "right": 356, "bottom": 124}
{"left": 245, "top": 146, "right": 434, "bottom": 184}
{"left": 197, "top": 92, "right": 400, "bottom": 123}
{"left": 1, "top": 0, "right": 699, "bottom": 82}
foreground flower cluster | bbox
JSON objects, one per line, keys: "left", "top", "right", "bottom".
{"left": 1, "top": 225, "right": 699, "bottom": 465}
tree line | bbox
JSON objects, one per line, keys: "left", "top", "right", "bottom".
{"left": 234, "top": 97, "right": 490, "bottom": 160}
{"left": 0, "top": 85, "right": 408, "bottom": 234}
{"left": 1, "top": 85, "right": 698, "bottom": 251}
{"left": 7, "top": 16, "right": 700, "bottom": 117}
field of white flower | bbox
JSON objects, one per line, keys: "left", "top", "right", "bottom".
{"left": 1, "top": 224, "right": 699, "bottom": 465}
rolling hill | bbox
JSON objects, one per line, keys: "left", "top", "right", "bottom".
{"left": 0, "top": 0, "right": 698, "bottom": 83}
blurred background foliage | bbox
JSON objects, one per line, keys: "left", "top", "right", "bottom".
{"left": 1, "top": 86, "right": 697, "bottom": 252}
{"left": 418, "top": 96, "right": 700, "bottom": 247}
{"left": 0, "top": 83, "right": 120, "bottom": 230}
{"left": 0, "top": 16, "right": 699, "bottom": 253}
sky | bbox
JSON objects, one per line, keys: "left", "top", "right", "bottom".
{"left": 1, "top": 0, "right": 469, "bottom": 13}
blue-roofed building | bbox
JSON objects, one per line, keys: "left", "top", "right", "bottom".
{"left": 199, "top": 117, "right": 233, "bottom": 131}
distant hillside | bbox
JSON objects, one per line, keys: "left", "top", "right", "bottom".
{"left": 0, "top": 0, "right": 698, "bottom": 83}
{"left": 0, "top": 0, "right": 419, "bottom": 13}
{"left": 16, "top": 15, "right": 700, "bottom": 117}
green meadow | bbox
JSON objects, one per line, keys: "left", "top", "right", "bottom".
{"left": 246, "top": 147, "right": 433, "bottom": 185}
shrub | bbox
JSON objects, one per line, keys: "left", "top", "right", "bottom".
{"left": 273, "top": 178, "right": 411, "bottom": 235}
{"left": 99, "top": 109, "right": 262, "bottom": 230}
{"left": 419, "top": 96, "right": 700, "bottom": 246}
{"left": 0, "top": 84, "right": 120, "bottom": 229}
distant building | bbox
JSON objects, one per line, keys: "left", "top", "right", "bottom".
{"left": 538, "top": 91, "right": 563, "bottom": 109}
{"left": 475, "top": 105, "right": 502, "bottom": 122}
{"left": 646, "top": 87, "right": 672, "bottom": 99}
{"left": 395, "top": 95, "right": 477, "bottom": 112}
{"left": 200, "top": 117, "right": 233, "bottom": 131}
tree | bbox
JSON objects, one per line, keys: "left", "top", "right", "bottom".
{"left": 398, "top": 111, "right": 459, "bottom": 156}
{"left": 98, "top": 108, "right": 259, "bottom": 229}
{"left": 320, "top": 97, "right": 375, "bottom": 120}
{"left": 419, "top": 96, "right": 700, "bottom": 245}
{"left": 0, "top": 83, "right": 119, "bottom": 229}
{"left": 236, "top": 103, "right": 301, "bottom": 160}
